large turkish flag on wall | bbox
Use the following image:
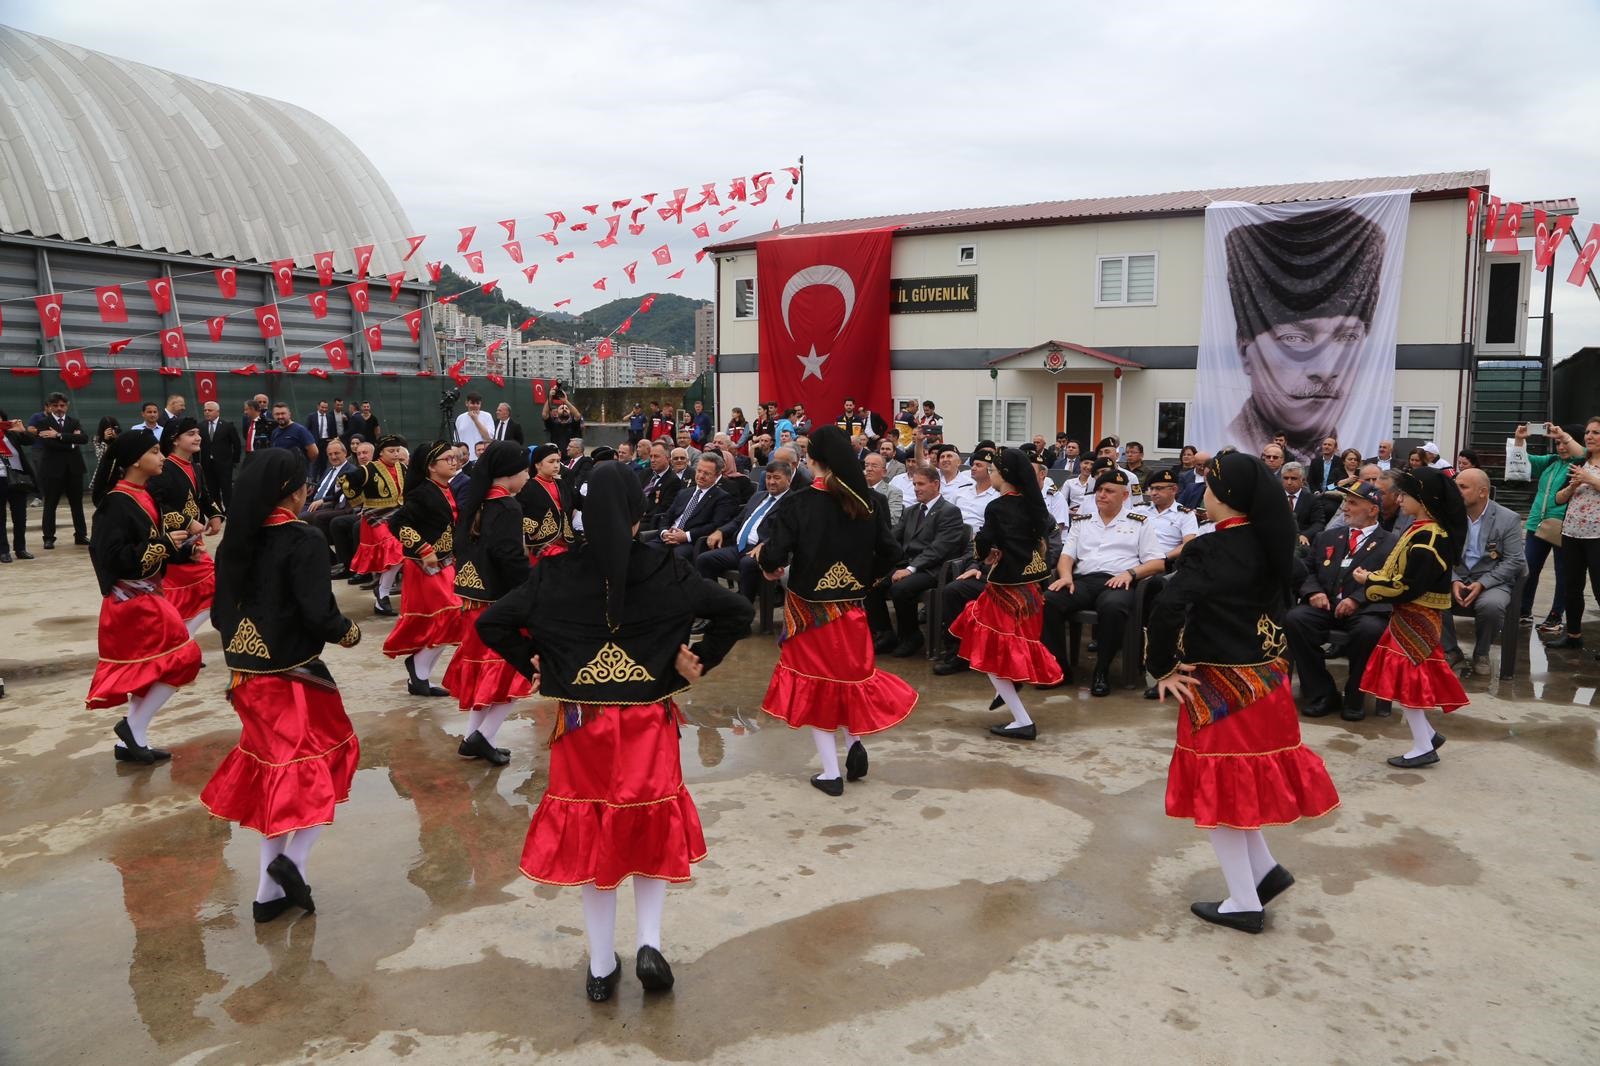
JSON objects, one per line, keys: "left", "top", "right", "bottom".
{"left": 757, "top": 228, "right": 895, "bottom": 423}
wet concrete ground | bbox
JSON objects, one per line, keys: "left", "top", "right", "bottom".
{"left": 2, "top": 540, "right": 1597, "bottom": 1064}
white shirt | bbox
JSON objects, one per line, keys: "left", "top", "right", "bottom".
{"left": 1063, "top": 508, "right": 1162, "bottom": 575}
{"left": 953, "top": 483, "right": 999, "bottom": 533}
{"left": 1061, "top": 477, "right": 1092, "bottom": 514}
{"left": 145, "top": 422, "right": 164, "bottom": 441}
{"left": 888, "top": 470, "right": 915, "bottom": 502}
{"left": 454, "top": 409, "right": 495, "bottom": 447}
{"left": 1043, "top": 483, "right": 1073, "bottom": 529}
{"left": 938, "top": 470, "right": 974, "bottom": 501}
{"left": 1130, "top": 500, "right": 1200, "bottom": 554}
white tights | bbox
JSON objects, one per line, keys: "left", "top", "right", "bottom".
{"left": 412, "top": 644, "right": 448, "bottom": 682}
{"left": 580, "top": 877, "right": 669, "bottom": 978}
{"left": 465, "top": 702, "right": 516, "bottom": 742}
{"left": 184, "top": 608, "right": 211, "bottom": 637}
{"left": 255, "top": 825, "right": 325, "bottom": 903}
{"left": 376, "top": 563, "right": 401, "bottom": 599}
{"left": 1208, "top": 827, "right": 1276, "bottom": 913}
{"left": 988, "top": 675, "right": 1032, "bottom": 727}
{"left": 1401, "top": 705, "right": 1434, "bottom": 759}
{"left": 810, "top": 727, "right": 862, "bottom": 781}
{"left": 119, "top": 682, "right": 178, "bottom": 748}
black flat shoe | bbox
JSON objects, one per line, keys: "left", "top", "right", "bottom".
{"left": 845, "top": 740, "right": 868, "bottom": 781}
{"left": 1256, "top": 864, "right": 1295, "bottom": 906}
{"left": 1301, "top": 700, "right": 1334, "bottom": 718}
{"left": 267, "top": 855, "right": 316, "bottom": 913}
{"left": 870, "top": 631, "right": 895, "bottom": 654}
{"left": 113, "top": 744, "right": 154, "bottom": 764}
{"left": 989, "top": 722, "right": 1037, "bottom": 741}
{"left": 931, "top": 656, "right": 968, "bottom": 676}
{"left": 1191, "top": 901, "right": 1264, "bottom": 933}
{"left": 1543, "top": 635, "right": 1584, "bottom": 650}
{"left": 636, "top": 946, "right": 675, "bottom": 992}
{"left": 347, "top": 573, "right": 369, "bottom": 585}
{"left": 13, "top": 550, "right": 32, "bottom": 560}
{"left": 1340, "top": 704, "right": 1366, "bottom": 722}
{"left": 146, "top": 747, "right": 172, "bottom": 763}
{"left": 373, "top": 595, "right": 396, "bottom": 616}
{"left": 74, "top": 536, "right": 91, "bottom": 546}
{"left": 252, "top": 897, "right": 293, "bottom": 923}
{"left": 810, "top": 774, "right": 843, "bottom": 797}
{"left": 1386, "top": 750, "right": 1440, "bottom": 769}
{"left": 586, "top": 953, "right": 623, "bottom": 1002}
{"left": 1143, "top": 685, "right": 1159, "bottom": 700}
{"left": 42, "top": 540, "right": 55, "bottom": 549}
{"left": 458, "top": 730, "right": 510, "bottom": 766}
{"left": 112, "top": 719, "right": 158, "bottom": 764}
{"left": 1432, "top": 732, "right": 1446, "bottom": 750}
{"left": 0, "top": 553, "right": 10, "bottom": 564}
{"left": 1090, "top": 673, "right": 1111, "bottom": 698}
{"left": 406, "top": 677, "right": 435, "bottom": 698}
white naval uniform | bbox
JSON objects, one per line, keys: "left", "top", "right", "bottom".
{"left": 938, "top": 470, "right": 975, "bottom": 502}
{"left": 1130, "top": 500, "right": 1200, "bottom": 556}
{"left": 1059, "top": 476, "right": 1093, "bottom": 515}
{"left": 1063, "top": 508, "right": 1163, "bottom": 575}
{"left": 953, "top": 483, "right": 1000, "bottom": 534}
{"left": 1043, "top": 482, "right": 1073, "bottom": 529}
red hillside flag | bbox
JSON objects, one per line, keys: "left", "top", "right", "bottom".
{"left": 482, "top": 279, "right": 499, "bottom": 294}
{"left": 364, "top": 324, "right": 384, "bottom": 351}
{"left": 546, "top": 211, "right": 566, "bottom": 228}
{"left": 231, "top": 364, "right": 259, "bottom": 376}
{"left": 387, "top": 271, "right": 405, "bottom": 301}
{"left": 109, "top": 338, "right": 132, "bottom": 355}
{"left": 618, "top": 316, "right": 632, "bottom": 334}
{"left": 638, "top": 294, "right": 656, "bottom": 313}
{"left": 215, "top": 267, "right": 238, "bottom": 299}
{"left": 463, "top": 250, "right": 485, "bottom": 273}
{"left": 556, "top": 252, "right": 574, "bottom": 263}
{"left": 623, "top": 261, "right": 638, "bottom": 284}
{"left": 96, "top": 284, "right": 128, "bottom": 323}
{"left": 34, "top": 294, "right": 63, "bottom": 338}
{"left": 570, "top": 222, "right": 589, "bottom": 232}
{"left": 194, "top": 372, "right": 218, "bottom": 403}
{"left": 487, "top": 373, "right": 505, "bottom": 387}
{"left": 447, "top": 358, "right": 470, "bottom": 386}
{"left": 426, "top": 261, "right": 443, "bottom": 283}
{"left": 593, "top": 277, "right": 607, "bottom": 291}
{"left": 652, "top": 245, "right": 672, "bottom": 266}
{"left": 347, "top": 282, "right": 370, "bottom": 313}
{"left": 282, "top": 352, "right": 303, "bottom": 372}
{"left": 161, "top": 326, "right": 190, "bottom": 360}
{"left": 667, "top": 269, "right": 684, "bottom": 280}
{"left": 353, "top": 244, "right": 374, "bottom": 279}
{"left": 693, "top": 222, "right": 710, "bottom": 239}
{"left": 487, "top": 339, "right": 504, "bottom": 359}
{"left": 207, "top": 316, "right": 226, "bottom": 342}
{"left": 147, "top": 277, "right": 173, "bottom": 314}
{"left": 254, "top": 305, "right": 283, "bottom": 339}
{"left": 323, "top": 339, "right": 352, "bottom": 370}
{"left": 314, "top": 250, "right": 336, "bottom": 285}
{"left": 403, "top": 308, "right": 425, "bottom": 341}
{"left": 457, "top": 226, "right": 476, "bottom": 253}
{"left": 403, "top": 234, "right": 426, "bottom": 261}
{"left": 1568, "top": 223, "right": 1600, "bottom": 286}
{"left": 57, "top": 349, "right": 91, "bottom": 389}
{"left": 597, "top": 337, "right": 614, "bottom": 359}
{"left": 271, "top": 259, "right": 295, "bottom": 297}
{"left": 115, "top": 368, "right": 140, "bottom": 404}
{"left": 499, "top": 218, "right": 517, "bottom": 240}
{"left": 517, "top": 316, "right": 537, "bottom": 330}
{"left": 1533, "top": 211, "right": 1574, "bottom": 271}
{"left": 308, "top": 290, "right": 329, "bottom": 319}
{"left": 503, "top": 240, "right": 524, "bottom": 264}
{"left": 758, "top": 227, "right": 896, "bottom": 428}
{"left": 540, "top": 232, "right": 560, "bottom": 246}
{"left": 554, "top": 298, "right": 571, "bottom": 308}
{"left": 1491, "top": 202, "right": 1524, "bottom": 255}
{"left": 522, "top": 265, "right": 539, "bottom": 283}
{"left": 309, "top": 367, "right": 329, "bottom": 379}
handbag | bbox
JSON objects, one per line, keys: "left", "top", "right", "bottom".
{"left": 1534, "top": 517, "right": 1563, "bottom": 547}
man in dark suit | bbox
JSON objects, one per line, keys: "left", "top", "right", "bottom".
{"left": 1281, "top": 461, "right": 1325, "bottom": 545}
{"left": 199, "top": 401, "right": 243, "bottom": 511}
{"left": 866, "top": 464, "right": 970, "bottom": 656}
{"left": 157, "top": 393, "right": 186, "bottom": 428}
{"left": 695, "top": 459, "right": 795, "bottom": 600}
{"left": 240, "top": 400, "right": 271, "bottom": 459}
{"left": 1285, "top": 483, "right": 1399, "bottom": 721}
{"left": 1304, "top": 435, "right": 1342, "bottom": 493}
{"left": 305, "top": 400, "right": 339, "bottom": 480}
{"left": 638, "top": 440, "right": 682, "bottom": 528}
{"left": 343, "top": 400, "right": 378, "bottom": 446}
{"left": 646, "top": 453, "right": 734, "bottom": 559}
{"left": 493, "top": 403, "right": 525, "bottom": 445}
{"left": 301, "top": 438, "right": 357, "bottom": 570}
{"left": 26, "top": 392, "right": 89, "bottom": 548}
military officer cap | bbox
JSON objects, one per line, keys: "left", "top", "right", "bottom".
{"left": 1337, "top": 482, "right": 1382, "bottom": 506}
{"left": 1145, "top": 468, "right": 1178, "bottom": 487}
{"left": 970, "top": 446, "right": 997, "bottom": 464}
{"left": 1094, "top": 468, "right": 1130, "bottom": 490}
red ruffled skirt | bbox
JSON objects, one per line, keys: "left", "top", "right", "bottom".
{"left": 162, "top": 551, "right": 215, "bottom": 622}
{"left": 442, "top": 601, "right": 535, "bottom": 710}
{"left": 950, "top": 584, "right": 1064, "bottom": 685}
{"left": 201, "top": 670, "right": 359, "bottom": 837}
{"left": 1166, "top": 682, "right": 1340, "bottom": 830}
{"left": 1360, "top": 616, "right": 1469, "bottom": 713}
{"left": 762, "top": 607, "right": 918, "bottom": 735}
{"left": 351, "top": 517, "right": 404, "bottom": 573}
{"left": 85, "top": 591, "right": 202, "bottom": 710}
{"left": 521, "top": 703, "right": 705, "bottom": 889}
{"left": 382, "top": 560, "right": 464, "bottom": 657}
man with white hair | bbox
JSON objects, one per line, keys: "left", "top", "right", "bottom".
{"left": 864, "top": 451, "right": 903, "bottom": 524}
{"left": 1438, "top": 468, "right": 1526, "bottom": 676}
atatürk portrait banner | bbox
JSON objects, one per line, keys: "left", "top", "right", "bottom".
{"left": 1191, "top": 189, "right": 1411, "bottom": 457}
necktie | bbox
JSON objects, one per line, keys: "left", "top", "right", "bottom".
{"left": 317, "top": 468, "right": 338, "bottom": 500}
{"left": 676, "top": 489, "right": 702, "bottom": 530}
{"left": 738, "top": 495, "right": 775, "bottom": 551}
{"left": 907, "top": 502, "right": 924, "bottom": 539}
{"left": 1287, "top": 491, "right": 1297, "bottom": 509}
{"left": 1348, "top": 528, "right": 1360, "bottom": 553}
{"left": 497, "top": 421, "right": 506, "bottom": 440}
{"left": 245, "top": 420, "right": 255, "bottom": 453}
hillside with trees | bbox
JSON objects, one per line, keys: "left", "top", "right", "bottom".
{"left": 433, "top": 266, "right": 706, "bottom": 352}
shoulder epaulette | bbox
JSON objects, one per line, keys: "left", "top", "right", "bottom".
{"left": 1070, "top": 513, "right": 1089, "bottom": 522}
{"left": 1176, "top": 505, "right": 1193, "bottom": 513}
{"left": 1126, "top": 512, "right": 1147, "bottom": 522}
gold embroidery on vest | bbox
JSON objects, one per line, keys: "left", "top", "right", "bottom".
{"left": 522, "top": 516, "right": 538, "bottom": 536}
{"left": 573, "top": 642, "right": 654, "bottom": 685}
{"left": 1022, "top": 546, "right": 1046, "bottom": 575}
{"left": 183, "top": 497, "right": 200, "bottom": 521}
{"left": 398, "top": 526, "right": 421, "bottom": 548}
{"left": 436, "top": 528, "right": 453, "bottom": 554}
{"left": 534, "top": 510, "right": 559, "bottom": 541}
{"left": 140, "top": 542, "right": 167, "bottom": 572}
{"left": 337, "top": 620, "right": 361, "bottom": 648}
{"left": 227, "top": 618, "right": 271, "bottom": 657}
{"left": 163, "top": 512, "right": 186, "bottom": 531}
{"left": 815, "top": 561, "right": 864, "bottom": 591}
{"left": 456, "top": 561, "right": 486, "bottom": 590}
{"left": 1256, "top": 614, "right": 1287, "bottom": 658}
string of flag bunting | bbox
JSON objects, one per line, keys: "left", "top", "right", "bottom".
{"left": 1464, "top": 190, "right": 1600, "bottom": 287}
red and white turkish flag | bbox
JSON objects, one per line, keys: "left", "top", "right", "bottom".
{"left": 387, "top": 271, "right": 405, "bottom": 301}
{"left": 481, "top": 279, "right": 499, "bottom": 294}
{"left": 158, "top": 366, "right": 184, "bottom": 378}
{"left": 308, "top": 290, "right": 329, "bottom": 319}
{"left": 1465, "top": 189, "right": 1481, "bottom": 236}
{"left": 353, "top": 244, "right": 374, "bottom": 279}
{"left": 696, "top": 248, "right": 710, "bottom": 262}
{"left": 161, "top": 326, "right": 190, "bottom": 360}
{"left": 194, "top": 372, "right": 218, "bottom": 404}
{"left": 1568, "top": 223, "right": 1600, "bottom": 287}
{"left": 1490, "top": 202, "right": 1524, "bottom": 255}
{"left": 447, "top": 358, "right": 470, "bottom": 386}
{"left": 583, "top": 204, "right": 599, "bottom": 215}
{"left": 403, "top": 234, "right": 427, "bottom": 261}
{"left": 56, "top": 349, "right": 91, "bottom": 389}
{"left": 463, "top": 250, "right": 485, "bottom": 273}
{"left": 666, "top": 269, "right": 684, "bottom": 280}
{"left": 546, "top": 211, "right": 566, "bottom": 228}
{"left": 618, "top": 315, "right": 633, "bottom": 334}
{"left": 692, "top": 222, "right": 710, "bottom": 239}
{"left": 403, "top": 308, "right": 425, "bottom": 341}
{"left": 595, "top": 214, "right": 621, "bottom": 249}
{"left": 569, "top": 221, "right": 589, "bottom": 233}
{"left": 522, "top": 265, "right": 539, "bottom": 283}
{"left": 309, "top": 367, "right": 330, "bottom": 379}
{"left": 623, "top": 261, "right": 638, "bottom": 284}
{"left": 556, "top": 252, "right": 574, "bottom": 263}
{"left": 35, "top": 294, "right": 63, "bottom": 338}
{"left": 578, "top": 354, "right": 592, "bottom": 366}
{"left": 1481, "top": 195, "right": 1503, "bottom": 243}
{"left": 109, "top": 338, "right": 132, "bottom": 355}
{"left": 115, "top": 368, "right": 141, "bottom": 404}
{"left": 231, "top": 364, "right": 259, "bottom": 377}
{"left": 554, "top": 299, "right": 571, "bottom": 308}
{"left": 364, "top": 324, "right": 383, "bottom": 351}
{"left": 324, "top": 339, "right": 352, "bottom": 371}
{"left": 718, "top": 220, "right": 738, "bottom": 233}
{"left": 147, "top": 278, "right": 173, "bottom": 314}
{"left": 652, "top": 245, "right": 672, "bottom": 266}
{"left": 254, "top": 305, "right": 283, "bottom": 339}
{"left": 487, "top": 339, "right": 504, "bottom": 359}
{"left": 1533, "top": 210, "right": 1574, "bottom": 271}
{"left": 426, "top": 261, "right": 443, "bottom": 283}
{"left": 271, "top": 259, "right": 296, "bottom": 297}
{"left": 540, "top": 231, "right": 560, "bottom": 246}
{"left": 215, "top": 267, "right": 238, "bottom": 299}
{"left": 499, "top": 218, "right": 517, "bottom": 240}
{"left": 207, "top": 316, "right": 226, "bottom": 342}
{"left": 457, "top": 227, "right": 476, "bottom": 253}
{"left": 96, "top": 284, "right": 128, "bottom": 323}
{"left": 638, "top": 294, "right": 656, "bottom": 314}
{"left": 597, "top": 337, "right": 614, "bottom": 359}
{"left": 758, "top": 227, "right": 895, "bottom": 423}
{"left": 314, "top": 250, "right": 336, "bottom": 286}
{"left": 728, "top": 176, "right": 748, "bottom": 202}
{"left": 517, "top": 316, "right": 537, "bottom": 330}
{"left": 282, "top": 352, "right": 303, "bottom": 372}
{"left": 487, "top": 373, "right": 505, "bottom": 388}
{"left": 503, "top": 240, "right": 524, "bottom": 264}
{"left": 347, "top": 281, "right": 371, "bottom": 313}
{"left": 531, "top": 378, "right": 549, "bottom": 404}
{"left": 593, "top": 277, "right": 607, "bottom": 291}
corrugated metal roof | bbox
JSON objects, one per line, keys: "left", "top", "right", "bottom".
{"left": 0, "top": 25, "right": 420, "bottom": 278}
{"left": 708, "top": 170, "right": 1490, "bottom": 251}
{"left": 989, "top": 341, "right": 1145, "bottom": 370}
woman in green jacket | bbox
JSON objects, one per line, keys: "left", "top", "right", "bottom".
{"left": 1514, "top": 421, "right": 1584, "bottom": 631}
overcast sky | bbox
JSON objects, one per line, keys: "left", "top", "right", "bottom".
{"left": 8, "top": 0, "right": 1599, "bottom": 355}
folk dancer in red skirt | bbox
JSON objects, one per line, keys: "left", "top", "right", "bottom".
{"left": 148, "top": 417, "right": 221, "bottom": 637}
{"left": 341, "top": 434, "right": 407, "bottom": 615}
{"left": 1354, "top": 466, "right": 1470, "bottom": 768}
{"left": 382, "top": 441, "right": 466, "bottom": 696}
{"left": 1149, "top": 451, "right": 1340, "bottom": 934}
{"left": 200, "top": 449, "right": 363, "bottom": 922}
{"left": 516, "top": 443, "right": 577, "bottom": 564}
{"left": 757, "top": 425, "right": 918, "bottom": 796}
{"left": 86, "top": 429, "right": 203, "bottom": 764}
{"left": 949, "top": 447, "right": 1062, "bottom": 739}
{"left": 442, "top": 441, "right": 533, "bottom": 766}
{"left": 478, "top": 463, "right": 752, "bottom": 1000}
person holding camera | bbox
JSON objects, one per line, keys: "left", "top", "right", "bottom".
{"left": 543, "top": 388, "right": 584, "bottom": 454}
{"left": 1511, "top": 422, "right": 1585, "bottom": 632}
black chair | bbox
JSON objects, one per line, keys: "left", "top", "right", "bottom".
{"left": 1065, "top": 577, "right": 1153, "bottom": 690}
{"left": 923, "top": 558, "right": 963, "bottom": 661}
{"left": 1442, "top": 571, "right": 1525, "bottom": 680}
{"left": 1323, "top": 630, "right": 1393, "bottom": 717}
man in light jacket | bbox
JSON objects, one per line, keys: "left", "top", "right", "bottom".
{"left": 1439, "top": 468, "right": 1527, "bottom": 676}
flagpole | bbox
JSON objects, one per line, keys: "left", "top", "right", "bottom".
{"left": 798, "top": 155, "right": 805, "bottom": 224}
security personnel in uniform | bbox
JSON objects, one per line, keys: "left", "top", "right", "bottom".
{"left": 1130, "top": 467, "right": 1201, "bottom": 697}
{"left": 1041, "top": 469, "right": 1165, "bottom": 695}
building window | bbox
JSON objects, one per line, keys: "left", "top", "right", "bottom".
{"left": 734, "top": 278, "right": 757, "bottom": 319}
{"left": 977, "top": 398, "right": 1030, "bottom": 447}
{"left": 1095, "top": 254, "right": 1157, "bottom": 306}
{"left": 1155, "top": 400, "right": 1189, "bottom": 451}
{"left": 958, "top": 243, "right": 977, "bottom": 265}
{"left": 1392, "top": 404, "right": 1439, "bottom": 440}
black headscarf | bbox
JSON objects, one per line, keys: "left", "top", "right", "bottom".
{"left": 591, "top": 446, "right": 617, "bottom": 462}
{"left": 91, "top": 428, "right": 159, "bottom": 505}
{"left": 1396, "top": 466, "right": 1467, "bottom": 566}
{"left": 456, "top": 441, "right": 528, "bottom": 543}
{"left": 159, "top": 417, "right": 198, "bottom": 456}
{"left": 580, "top": 461, "right": 646, "bottom": 627}
{"left": 375, "top": 434, "right": 407, "bottom": 455}
{"left": 405, "top": 440, "right": 454, "bottom": 492}
{"left": 215, "top": 449, "right": 307, "bottom": 612}
{"left": 1204, "top": 450, "right": 1296, "bottom": 601}
{"left": 996, "top": 447, "right": 1053, "bottom": 541}
{"left": 807, "top": 424, "right": 873, "bottom": 521}
{"left": 1225, "top": 206, "right": 1385, "bottom": 342}
{"left": 529, "top": 443, "right": 559, "bottom": 469}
